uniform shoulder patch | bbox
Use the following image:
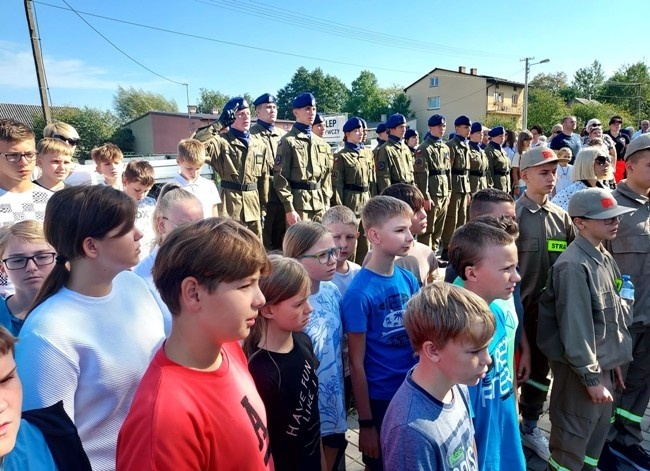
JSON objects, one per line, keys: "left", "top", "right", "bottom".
{"left": 331, "top": 170, "right": 339, "bottom": 181}
{"left": 377, "top": 161, "right": 386, "bottom": 171}
{"left": 414, "top": 157, "right": 423, "bottom": 168}
{"left": 274, "top": 155, "right": 282, "bottom": 165}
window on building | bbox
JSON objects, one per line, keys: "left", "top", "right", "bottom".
{"left": 493, "top": 92, "right": 503, "bottom": 103}
{"left": 512, "top": 94, "right": 519, "bottom": 105}
{"left": 427, "top": 96, "right": 441, "bottom": 110}
{"left": 430, "top": 77, "right": 439, "bottom": 87}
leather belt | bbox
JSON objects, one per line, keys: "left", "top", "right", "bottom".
{"left": 221, "top": 181, "right": 258, "bottom": 192}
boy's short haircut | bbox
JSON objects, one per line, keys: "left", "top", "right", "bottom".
{"left": 153, "top": 217, "right": 270, "bottom": 316}
{"left": 449, "top": 220, "right": 515, "bottom": 281}
{"left": 322, "top": 205, "right": 357, "bottom": 227}
{"left": 473, "top": 214, "right": 520, "bottom": 239}
{"left": 91, "top": 143, "right": 123, "bottom": 165}
{"left": 0, "top": 118, "right": 34, "bottom": 143}
{"left": 123, "top": 160, "right": 155, "bottom": 187}
{"left": 43, "top": 121, "right": 79, "bottom": 140}
{"left": 404, "top": 282, "right": 495, "bottom": 351}
{"left": 0, "top": 326, "right": 16, "bottom": 357}
{"left": 0, "top": 220, "right": 47, "bottom": 256}
{"left": 177, "top": 138, "right": 206, "bottom": 166}
{"left": 36, "top": 137, "right": 74, "bottom": 158}
{"left": 557, "top": 147, "right": 573, "bottom": 159}
{"left": 530, "top": 125, "right": 544, "bottom": 135}
{"left": 469, "top": 188, "right": 514, "bottom": 220}
{"left": 361, "top": 195, "right": 414, "bottom": 231}
{"left": 380, "top": 183, "right": 425, "bottom": 212}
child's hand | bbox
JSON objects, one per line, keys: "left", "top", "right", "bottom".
{"left": 586, "top": 384, "right": 613, "bottom": 404}
{"left": 358, "top": 426, "right": 380, "bottom": 459}
{"left": 614, "top": 366, "right": 626, "bottom": 391}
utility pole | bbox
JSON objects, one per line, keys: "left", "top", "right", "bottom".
{"left": 521, "top": 57, "right": 550, "bottom": 130}
{"left": 24, "top": 0, "right": 52, "bottom": 124}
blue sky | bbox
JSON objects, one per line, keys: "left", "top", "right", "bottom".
{"left": 1, "top": 0, "right": 647, "bottom": 113}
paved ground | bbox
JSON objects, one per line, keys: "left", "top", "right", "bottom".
{"left": 343, "top": 389, "right": 650, "bottom": 471}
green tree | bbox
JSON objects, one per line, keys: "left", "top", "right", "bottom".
{"left": 527, "top": 89, "right": 570, "bottom": 135}
{"left": 573, "top": 60, "right": 606, "bottom": 99}
{"left": 113, "top": 86, "right": 178, "bottom": 123}
{"left": 276, "top": 67, "right": 350, "bottom": 119}
{"left": 481, "top": 115, "right": 518, "bottom": 131}
{"left": 196, "top": 88, "right": 230, "bottom": 114}
{"left": 388, "top": 91, "right": 412, "bottom": 117}
{"left": 33, "top": 106, "right": 120, "bottom": 160}
{"left": 570, "top": 102, "right": 633, "bottom": 132}
{"left": 344, "top": 71, "right": 389, "bottom": 121}
{"left": 599, "top": 62, "right": 650, "bottom": 121}
{"left": 529, "top": 72, "right": 569, "bottom": 95}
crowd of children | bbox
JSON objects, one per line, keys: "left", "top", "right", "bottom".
{"left": 0, "top": 108, "right": 649, "bottom": 471}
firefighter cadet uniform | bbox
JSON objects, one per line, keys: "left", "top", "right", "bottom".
{"left": 250, "top": 93, "right": 287, "bottom": 250}
{"left": 485, "top": 126, "right": 512, "bottom": 193}
{"left": 603, "top": 134, "right": 650, "bottom": 468}
{"left": 539, "top": 188, "right": 634, "bottom": 471}
{"left": 332, "top": 117, "right": 375, "bottom": 261}
{"left": 414, "top": 114, "right": 450, "bottom": 252}
{"left": 440, "top": 115, "right": 472, "bottom": 257}
{"left": 273, "top": 93, "right": 333, "bottom": 223}
{"left": 372, "top": 122, "right": 388, "bottom": 164}
{"left": 375, "top": 113, "right": 414, "bottom": 194}
{"left": 468, "top": 122, "right": 489, "bottom": 194}
{"left": 211, "top": 97, "right": 267, "bottom": 239}
{"left": 515, "top": 147, "right": 574, "bottom": 451}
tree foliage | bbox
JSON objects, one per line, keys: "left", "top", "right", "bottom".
{"left": 113, "top": 86, "right": 178, "bottom": 123}
{"left": 196, "top": 88, "right": 230, "bottom": 114}
{"left": 570, "top": 102, "right": 633, "bottom": 132}
{"left": 573, "top": 60, "right": 605, "bottom": 99}
{"left": 599, "top": 62, "right": 650, "bottom": 121}
{"left": 529, "top": 72, "right": 569, "bottom": 95}
{"left": 527, "top": 89, "right": 569, "bottom": 135}
{"left": 276, "top": 67, "right": 349, "bottom": 119}
{"left": 344, "top": 71, "right": 389, "bottom": 121}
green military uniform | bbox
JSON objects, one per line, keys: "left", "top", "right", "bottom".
{"left": 375, "top": 137, "right": 414, "bottom": 194}
{"left": 414, "top": 135, "right": 451, "bottom": 252}
{"left": 468, "top": 141, "right": 489, "bottom": 194}
{"left": 210, "top": 131, "right": 267, "bottom": 239}
{"left": 440, "top": 135, "right": 471, "bottom": 252}
{"left": 250, "top": 121, "right": 286, "bottom": 250}
{"left": 485, "top": 141, "right": 511, "bottom": 193}
{"left": 273, "top": 125, "right": 333, "bottom": 222}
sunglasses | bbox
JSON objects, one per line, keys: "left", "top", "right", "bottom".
{"left": 53, "top": 134, "right": 80, "bottom": 146}
{"left": 611, "top": 121, "right": 623, "bottom": 125}
{"left": 595, "top": 156, "right": 611, "bottom": 166}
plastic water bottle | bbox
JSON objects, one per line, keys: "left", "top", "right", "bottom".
{"left": 620, "top": 275, "right": 635, "bottom": 302}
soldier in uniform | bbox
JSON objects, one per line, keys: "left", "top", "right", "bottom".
{"left": 440, "top": 115, "right": 472, "bottom": 259}
{"left": 273, "top": 92, "right": 333, "bottom": 225}
{"left": 468, "top": 122, "right": 489, "bottom": 194}
{"left": 375, "top": 113, "right": 414, "bottom": 194}
{"left": 413, "top": 114, "right": 451, "bottom": 252}
{"left": 312, "top": 113, "right": 325, "bottom": 138}
{"left": 209, "top": 97, "right": 267, "bottom": 239}
{"left": 372, "top": 122, "right": 388, "bottom": 163}
{"left": 405, "top": 128, "right": 419, "bottom": 157}
{"left": 485, "top": 126, "right": 512, "bottom": 193}
{"left": 332, "top": 117, "right": 375, "bottom": 261}
{"left": 250, "top": 93, "right": 287, "bottom": 250}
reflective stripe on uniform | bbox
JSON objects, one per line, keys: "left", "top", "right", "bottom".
{"left": 548, "top": 456, "right": 570, "bottom": 471}
{"left": 583, "top": 455, "right": 598, "bottom": 467}
{"left": 525, "top": 378, "right": 550, "bottom": 392}
{"left": 616, "top": 407, "right": 644, "bottom": 423}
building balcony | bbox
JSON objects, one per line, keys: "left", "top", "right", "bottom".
{"left": 487, "top": 103, "right": 523, "bottom": 115}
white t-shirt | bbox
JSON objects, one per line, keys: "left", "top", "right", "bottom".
{"left": 134, "top": 196, "right": 156, "bottom": 260}
{"left": 172, "top": 173, "right": 221, "bottom": 218}
{"left": 133, "top": 246, "right": 172, "bottom": 336}
{"left": 554, "top": 164, "right": 574, "bottom": 195}
{"left": 332, "top": 261, "right": 362, "bottom": 296}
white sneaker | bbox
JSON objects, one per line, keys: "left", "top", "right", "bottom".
{"left": 521, "top": 427, "right": 550, "bottom": 462}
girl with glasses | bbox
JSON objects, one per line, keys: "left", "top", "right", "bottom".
{"left": 283, "top": 221, "right": 347, "bottom": 470}
{"left": 0, "top": 220, "right": 56, "bottom": 335}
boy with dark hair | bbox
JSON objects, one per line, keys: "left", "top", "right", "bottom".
{"left": 342, "top": 195, "right": 419, "bottom": 471}
{"left": 117, "top": 218, "right": 273, "bottom": 470}
{"left": 538, "top": 187, "right": 634, "bottom": 471}
{"left": 122, "top": 160, "right": 156, "bottom": 260}
{"left": 90, "top": 143, "right": 124, "bottom": 189}
{"left": 381, "top": 283, "right": 495, "bottom": 470}
{"left": 449, "top": 219, "right": 526, "bottom": 470}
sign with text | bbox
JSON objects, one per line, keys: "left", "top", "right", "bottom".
{"left": 321, "top": 114, "right": 347, "bottom": 144}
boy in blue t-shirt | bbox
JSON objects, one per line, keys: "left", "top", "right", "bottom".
{"left": 449, "top": 219, "right": 526, "bottom": 470}
{"left": 342, "top": 195, "right": 420, "bottom": 471}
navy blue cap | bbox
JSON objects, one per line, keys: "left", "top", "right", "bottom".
{"left": 252, "top": 93, "right": 276, "bottom": 107}
{"left": 376, "top": 123, "right": 387, "bottom": 134}
{"left": 386, "top": 113, "right": 406, "bottom": 129}
{"left": 488, "top": 126, "right": 505, "bottom": 137}
{"left": 293, "top": 92, "right": 316, "bottom": 108}
{"left": 343, "top": 117, "right": 363, "bottom": 133}
{"left": 360, "top": 118, "right": 368, "bottom": 129}
{"left": 470, "top": 122, "right": 483, "bottom": 134}
{"left": 223, "top": 97, "right": 249, "bottom": 113}
{"left": 405, "top": 129, "right": 417, "bottom": 140}
{"left": 313, "top": 113, "right": 324, "bottom": 125}
{"left": 428, "top": 114, "right": 446, "bottom": 127}
{"left": 454, "top": 115, "right": 471, "bottom": 127}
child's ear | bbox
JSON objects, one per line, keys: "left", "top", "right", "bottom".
{"left": 520, "top": 169, "right": 528, "bottom": 183}
{"left": 260, "top": 305, "right": 274, "bottom": 319}
{"left": 464, "top": 264, "right": 478, "bottom": 283}
{"left": 421, "top": 341, "right": 440, "bottom": 363}
{"left": 95, "top": 165, "right": 101, "bottom": 174}
{"left": 366, "top": 227, "right": 380, "bottom": 245}
{"left": 355, "top": 231, "right": 360, "bottom": 238}
{"left": 180, "top": 277, "right": 201, "bottom": 312}
{"left": 155, "top": 216, "right": 166, "bottom": 236}
{"left": 81, "top": 236, "right": 99, "bottom": 259}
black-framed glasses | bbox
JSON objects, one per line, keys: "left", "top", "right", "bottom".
{"left": 2, "top": 252, "right": 56, "bottom": 270}
{"left": 583, "top": 216, "right": 620, "bottom": 226}
{"left": 595, "top": 156, "right": 611, "bottom": 166}
{"left": 1, "top": 152, "right": 38, "bottom": 163}
{"left": 52, "top": 134, "right": 80, "bottom": 146}
{"left": 298, "top": 247, "right": 342, "bottom": 265}
{"left": 611, "top": 120, "right": 623, "bottom": 125}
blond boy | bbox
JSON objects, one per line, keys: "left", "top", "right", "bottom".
{"left": 35, "top": 138, "right": 74, "bottom": 191}
{"left": 173, "top": 139, "right": 220, "bottom": 218}
{"left": 322, "top": 205, "right": 361, "bottom": 296}
{"left": 91, "top": 143, "right": 124, "bottom": 189}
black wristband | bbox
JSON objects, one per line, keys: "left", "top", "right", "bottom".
{"left": 358, "top": 419, "right": 374, "bottom": 428}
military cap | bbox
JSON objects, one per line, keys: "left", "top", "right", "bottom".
{"left": 360, "top": 118, "right": 368, "bottom": 129}
{"left": 454, "top": 115, "right": 471, "bottom": 127}
{"left": 519, "top": 146, "right": 558, "bottom": 171}
{"left": 386, "top": 113, "right": 406, "bottom": 129}
{"left": 343, "top": 117, "right": 363, "bottom": 133}
{"left": 293, "top": 92, "right": 316, "bottom": 108}
{"left": 470, "top": 122, "right": 483, "bottom": 135}
{"left": 404, "top": 129, "right": 417, "bottom": 140}
{"left": 625, "top": 133, "right": 650, "bottom": 160}
{"left": 252, "top": 93, "right": 277, "bottom": 107}
{"left": 376, "top": 123, "right": 387, "bottom": 134}
{"left": 313, "top": 113, "right": 324, "bottom": 125}
{"left": 223, "top": 97, "right": 248, "bottom": 113}
{"left": 488, "top": 126, "right": 505, "bottom": 138}
{"left": 568, "top": 187, "right": 634, "bottom": 220}
{"left": 428, "top": 114, "right": 446, "bottom": 127}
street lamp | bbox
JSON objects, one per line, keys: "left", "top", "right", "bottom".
{"left": 521, "top": 57, "right": 550, "bottom": 130}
